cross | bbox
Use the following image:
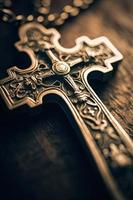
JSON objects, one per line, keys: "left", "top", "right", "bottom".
{"left": 0, "top": 22, "right": 133, "bottom": 200}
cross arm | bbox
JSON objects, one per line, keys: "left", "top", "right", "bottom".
{"left": 16, "top": 22, "right": 123, "bottom": 71}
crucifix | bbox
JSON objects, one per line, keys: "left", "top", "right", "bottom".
{"left": 0, "top": 22, "right": 133, "bottom": 200}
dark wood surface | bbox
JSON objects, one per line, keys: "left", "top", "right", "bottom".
{"left": 0, "top": 0, "right": 133, "bottom": 199}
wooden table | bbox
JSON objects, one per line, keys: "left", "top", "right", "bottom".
{"left": 0, "top": 0, "right": 133, "bottom": 199}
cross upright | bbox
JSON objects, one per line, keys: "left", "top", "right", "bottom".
{"left": 0, "top": 22, "right": 133, "bottom": 200}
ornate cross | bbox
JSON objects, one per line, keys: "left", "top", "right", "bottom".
{"left": 0, "top": 23, "right": 133, "bottom": 200}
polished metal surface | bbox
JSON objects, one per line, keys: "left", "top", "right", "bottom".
{"left": 0, "top": 22, "right": 133, "bottom": 200}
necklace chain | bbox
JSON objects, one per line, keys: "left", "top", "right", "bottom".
{"left": 0, "top": 0, "right": 94, "bottom": 27}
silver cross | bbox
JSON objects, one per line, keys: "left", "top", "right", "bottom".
{"left": 0, "top": 22, "right": 133, "bottom": 200}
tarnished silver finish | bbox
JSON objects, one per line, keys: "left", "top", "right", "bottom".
{"left": 0, "top": 22, "right": 133, "bottom": 200}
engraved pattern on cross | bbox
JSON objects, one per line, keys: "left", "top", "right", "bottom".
{"left": 0, "top": 23, "right": 133, "bottom": 200}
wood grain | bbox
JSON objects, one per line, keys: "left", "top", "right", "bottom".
{"left": 0, "top": 0, "right": 133, "bottom": 199}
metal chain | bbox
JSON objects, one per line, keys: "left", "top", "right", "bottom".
{"left": 0, "top": 0, "right": 94, "bottom": 27}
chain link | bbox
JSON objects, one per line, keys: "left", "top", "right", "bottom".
{"left": 0, "top": 0, "right": 94, "bottom": 27}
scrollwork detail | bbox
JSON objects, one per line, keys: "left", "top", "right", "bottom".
{"left": 7, "top": 63, "right": 61, "bottom": 101}
{"left": 68, "top": 76, "right": 132, "bottom": 166}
